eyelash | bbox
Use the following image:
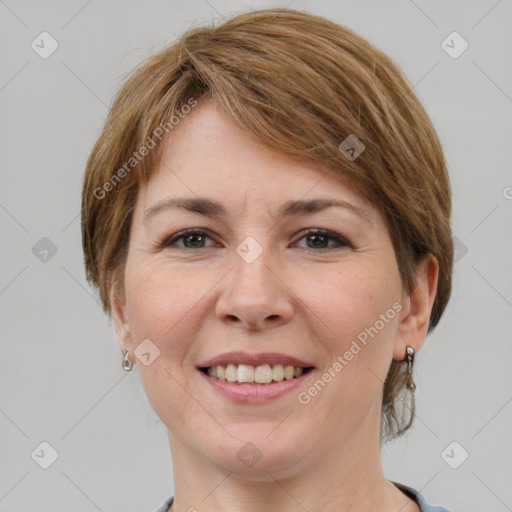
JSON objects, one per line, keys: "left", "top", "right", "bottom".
{"left": 159, "top": 228, "right": 351, "bottom": 251}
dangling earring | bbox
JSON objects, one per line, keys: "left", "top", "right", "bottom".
{"left": 122, "top": 349, "right": 133, "bottom": 371}
{"left": 405, "top": 345, "right": 416, "bottom": 391}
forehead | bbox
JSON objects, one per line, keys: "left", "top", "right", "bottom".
{"left": 136, "top": 100, "right": 375, "bottom": 223}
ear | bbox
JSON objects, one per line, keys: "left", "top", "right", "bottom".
{"left": 107, "top": 271, "right": 134, "bottom": 361}
{"left": 393, "top": 254, "right": 439, "bottom": 361}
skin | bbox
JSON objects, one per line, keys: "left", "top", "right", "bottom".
{"left": 110, "top": 99, "right": 438, "bottom": 512}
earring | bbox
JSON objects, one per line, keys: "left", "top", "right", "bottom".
{"left": 121, "top": 349, "right": 133, "bottom": 371}
{"left": 405, "top": 345, "right": 416, "bottom": 391}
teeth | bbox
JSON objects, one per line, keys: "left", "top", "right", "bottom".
{"left": 237, "top": 364, "right": 255, "bottom": 383}
{"left": 255, "top": 364, "right": 272, "bottom": 384}
{"left": 272, "top": 364, "right": 284, "bottom": 381}
{"left": 206, "top": 363, "right": 307, "bottom": 384}
{"left": 284, "top": 365, "right": 294, "bottom": 380}
{"left": 225, "top": 363, "right": 237, "bottom": 382}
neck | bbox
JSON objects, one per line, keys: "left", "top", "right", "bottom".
{"left": 166, "top": 403, "right": 418, "bottom": 512}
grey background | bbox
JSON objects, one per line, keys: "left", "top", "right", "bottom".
{"left": 1, "top": 0, "right": 511, "bottom": 511}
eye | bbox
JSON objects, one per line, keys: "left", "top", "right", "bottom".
{"left": 161, "top": 229, "right": 216, "bottom": 249}
{"left": 159, "top": 228, "right": 351, "bottom": 251}
{"left": 293, "top": 229, "right": 351, "bottom": 250}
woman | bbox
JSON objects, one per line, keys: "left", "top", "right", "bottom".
{"left": 81, "top": 8, "right": 452, "bottom": 512}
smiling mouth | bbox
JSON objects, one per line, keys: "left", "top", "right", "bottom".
{"left": 199, "top": 363, "right": 315, "bottom": 384}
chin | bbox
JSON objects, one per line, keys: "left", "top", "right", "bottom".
{"left": 199, "top": 429, "right": 312, "bottom": 480}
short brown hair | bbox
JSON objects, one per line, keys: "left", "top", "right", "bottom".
{"left": 81, "top": 8, "right": 453, "bottom": 440}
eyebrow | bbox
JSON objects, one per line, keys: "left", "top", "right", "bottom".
{"left": 143, "top": 196, "right": 373, "bottom": 225}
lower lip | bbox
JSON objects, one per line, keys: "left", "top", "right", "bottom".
{"left": 198, "top": 369, "right": 314, "bottom": 404}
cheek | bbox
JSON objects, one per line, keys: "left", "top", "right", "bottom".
{"left": 307, "top": 262, "right": 397, "bottom": 337}
{"left": 123, "top": 259, "right": 207, "bottom": 422}
{"left": 302, "top": 262, "right": 400, "bottom": 388}
{"left": 124, "top": 257, "right": 205, "bottom": 340}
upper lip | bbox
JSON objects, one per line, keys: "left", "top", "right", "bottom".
{"left": 198, "top": 351, "right": 315, "bottom": 369}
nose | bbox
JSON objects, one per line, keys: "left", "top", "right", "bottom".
{"left": 215, "top": 246, "right": 294, "bottom": 332}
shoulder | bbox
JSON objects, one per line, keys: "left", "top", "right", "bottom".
{"left": 393, "top": 481, "right": 451, "bottom": 512}
{"left": 152, "top": 496, "right": 174, "bottom": 512}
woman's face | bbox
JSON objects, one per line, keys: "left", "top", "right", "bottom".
{"left": 112, "top": 99, "right": 427, "bottom": 477}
